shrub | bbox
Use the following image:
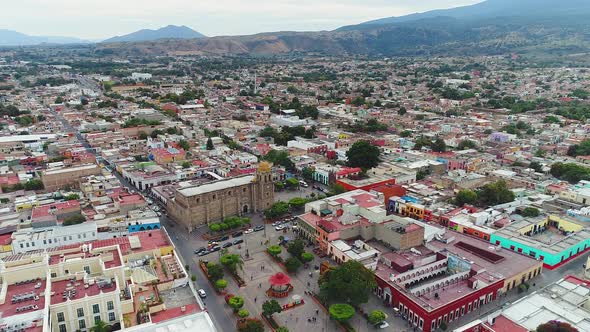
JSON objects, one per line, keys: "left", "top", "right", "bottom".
{"left": 238, "top": 309, "right": 250, "bottom": 319}
{"left": 215, "top": 279, "right": 228, "bottom": 291}
{"left": 267, "top": 245, "right": 282, "bottom": 257}
{"left": 329, "top": 304, "right": 355, "bottom": 322}
{"left": 228, "top": 296, "right": 244, "bottom": 312}
{"left": 301, "top": 252, "right": 314, "bottom": 263}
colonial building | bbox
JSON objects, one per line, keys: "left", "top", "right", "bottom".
{"left": 167, "top": 163, "right": 274, "bottom": 232}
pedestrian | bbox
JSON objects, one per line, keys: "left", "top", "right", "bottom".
{"left": 254, "top": 297, "right": 257, "bottom": 303}
{"left": 251, "top": 275, "right": 253, "bottom": 281}
{"left": 316, "top": 309, "right": 319, "bottom": 315}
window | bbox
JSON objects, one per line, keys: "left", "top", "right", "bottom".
{"left": 107, "top": 301, "right": 114, "bottom": 311}
{"left": 79, "top": 319, "right": 86, "bottom": 329}
{"left": 431, "top": 321, "right": 436, "bottom": 331}
{"left": 93, "top": 304, "right": 100, "bottom": 314}
{"left": 48, "top": 239, "right": 52, "bottom": 244}
{"left": 455, "top": 309, "right": 459, "bottom": 318}
{"left": 59, "top": 324, "right": 67, "bottom": 332}
{"left": 468, "top": 303, "right": 472, "bottom": 312}
{"left": 461, "top": 306, "right": 465, "bottom": 316}
{"left": 20, "top": 243, "right": 23, "bottom": 248}
{"left": 109, "top": 312, "right": 116, "bottom": 322}
{"left": 94, "top": 315, "right": 101, "bottom": 324}
{"left": 449, "top": 311, "right": 454, "bottom": 321}
{"left": 419, "top": 318, "right": 424, "bottom": 329}
{"left": 57, "top": 312, "right": 65, "bottom": 322}
{"left": 84, "top": 266, "right": 90, "bottom": 274}
{"left": 77, "top": 308, "right": 84, "bottom": 317}
{"left": 31, "top": 242, "right": 35, "bottom": 246}
{"left": 43, "top": 240, "right": 47, "bottom": 245}
{"left": 26, "top": 243, "right": 29, "bottom": 247}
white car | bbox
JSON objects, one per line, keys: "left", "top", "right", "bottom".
{"left": 377, "top": 321, "right": 389, "bottom": 329}
{"left": 244, "top": 228, "right": 254, "bottom": 234}
{"left": 198, "top": 289, "right": 206, "bottom": 298}
{"left": 275, "top": 225, "right": 285, "bottom": 231}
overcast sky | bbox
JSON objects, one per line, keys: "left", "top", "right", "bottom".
{"left": 1, "top": 0, "right": 482, "bottom": 40}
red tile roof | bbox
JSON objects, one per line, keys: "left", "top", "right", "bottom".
{"left": 150, "top": 303, "right": 201, "bottom": 323}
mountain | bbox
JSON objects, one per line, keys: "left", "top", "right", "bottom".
{"left": 92, "top": 0, "right": 590, "bottom": 57}
{"left": 360, "top": 0, "right": 590, "bottom": 25}
{"left": 0, "top": 29, "right": 88, "bottom": 46}
{"left": 102, "top": 25, "right": 206, "bottom": 43}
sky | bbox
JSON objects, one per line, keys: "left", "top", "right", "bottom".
{"left": 1, "top": 0, "right": 482, "bottom": 40}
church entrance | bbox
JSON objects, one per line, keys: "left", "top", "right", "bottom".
{"left": 243, "top": 205, "right": 249, "bottom": 213}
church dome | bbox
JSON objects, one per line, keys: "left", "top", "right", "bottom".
{"left": 258, "top": 161, "right": 271, "bottom": 173}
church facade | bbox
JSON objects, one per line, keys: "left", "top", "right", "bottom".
{"left": 167, "top": 163, "right": 274, "bottom": 232}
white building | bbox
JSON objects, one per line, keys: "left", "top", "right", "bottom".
{"left": 131, "top": 72, "right": 153, "bottom": 81}
{"left": 11, "top": 222, "right": 98, "bottom": 254}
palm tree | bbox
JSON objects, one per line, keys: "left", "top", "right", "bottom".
{"left": 90, "top": 320, "right": 111, "bottom": 332}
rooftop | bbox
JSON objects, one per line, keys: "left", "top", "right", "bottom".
{"left": 177, "top": 175, "right": 255, "bottom": 197}
{"left": 50, "top": 277, "right": 117, "bottom": 305}
{"left": 0, "top": 279, "right": 46, "bottom": 318}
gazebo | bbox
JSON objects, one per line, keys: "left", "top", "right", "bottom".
{"left": 266, "top": 272, "right": 293, "bottom": 298}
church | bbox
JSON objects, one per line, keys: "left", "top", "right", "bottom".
{"left": 167, "top": 163, "right": 275, "bottom": 232}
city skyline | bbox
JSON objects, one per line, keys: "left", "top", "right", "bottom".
{"left": 1, "top": 0, "right": 481, "bottom": 40}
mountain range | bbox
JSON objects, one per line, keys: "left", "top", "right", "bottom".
{"left": 101, "top": 25, "right": 206, "bottom": 43}
{"left": 3, "top": 0, "right": 590, "bottom": 57}
{"left": 0, "top": 29, "right": 88, "bottom": 46}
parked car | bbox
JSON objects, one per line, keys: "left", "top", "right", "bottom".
{"left": 275, "top": 225, "right": 285, "bottom": 231}
{"left": 232, "top": 231, "right": 243, "bottom": 238}
{"left": 222, "top": 242, "right": 233, "bottom": 248}
{"left": 194, "top": 247, "right": 207, "bottom": 254}
{"left": 254, "top": 225, "right": 265, "bottom": 232}
{"left": 211, "top": 245, "right": 221, "bottom": 252}
{"left": 198, "top": 289, "right": 206, "bottom": 298}
{"left": 272, "top": 221, "right": 280, "bottom": 227}
{"left": 244, "top": 228, "right": 254, "bottom": 234}
{"left": 376, "top": 321, "right": 389, "bottom": 329}
{"left": 198, "top": 251, "right": 210, "bottom": 257}
{"left": 220, "top": 235, "right": 229, "bottom": 241}
{"left": 233, "top": 239, "right": 244, "bottom": 245}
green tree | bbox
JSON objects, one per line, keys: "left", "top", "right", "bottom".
{"left": 182, "top": 161, "right": 191, "bottom": 169}
{"left": 551, "top": 162, "right": 590, "bottom": 183}
{"left": 457, "top": 139, "right": 477, "bottom": 150}
{"left": 328, "top": 304, "right": 355, "bottom": 322}
{"left": 319, "top": 260, "right": 376, "bottom": 306}
{"left": 455, "top": 189, "right": 478, "bottom": 207}
{"left": 228, "top": 296, "right": 245, "bottom": 312}
{"left": 63, "top": 214, "right": 86, "bottom": 226}
{"left": 276, "top": 327, "right": 289, "bottom": 332}
{"left": 301, "top": 167, "right": 314, "bottom": 180}
{"left": 209, "top": 223, "right": 221, "bottom": 232}
{"left": 64, "top": 193, "right": 80, "bottom": 201}
{"left": 138, "top": 132, "right": 148, "bottom": 140}
{"left": 477, "top": 180, "right": 515, "bottom": 206}
{"left": 24, "top": 179, "right": 44, "bottom": 191}
{"left": 267, "top": 245, "right": 282, "bottom": 257}
{"left": 275, "top": 181, "right": 284, "bottom": 191}
{"left": 284, "top": 257, "right": 302, "bottom": 273}
{"left": 262, "top": 299, "right": 282, "bottom": 317}
{"left": 301, "top": 252, "right": 314, "bottom": 263}
{"left": 288, "top": 197, "right": 307, "bottom": 209}
{"left": 328, "top": 183, "right": 346, "bottom": 196}
{"left": 237, "top": 318, "right": 265, "bottom": 332}
{"left": 431, "top": 137, "right": 447, "bottom": 153}
{"left": 346, "top": 140, "right": 380, "bottom": 170}
{"left": 521, "top": 207, "right": 540, "bottom": 218}
{"left": 368, "top": 310, "right": 387, "bottom": 325}
{"left": 287, "top": 239, "right": 305, "bottom": 259}
{"left": 177, "top": 139, "right": 190, "bottom": 151}
{"left": 285, "top": 177, "right": 299, "bottom": 189}
{"left": 398, "top": 107, "right": 407, "bottom": 115}
{"left": 264, "top": 201, "right": 289, "bottom": 219}
{"left": 206, "top": 137, "right": 214, "bottom": 150}
{"left": 206, "top": 263, "right": 224, "bottom": 281}
{"left": 215, "top": 279, "right": 228, "bottom": 291}
{"left": 529, "top": 161, "right": 543, "bottom": 173}
{"left": 90, "top": 320, "right": 111, "bottom": 332}
{"left": 237, "top": 309, "right": 250, "bottom": 319}
{"left": 536, "top": 321, "right": 578, "bottom": 332}
{"left": 220, "top": 254, "right": 244, "bottom": 273}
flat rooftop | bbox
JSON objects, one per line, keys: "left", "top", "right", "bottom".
{"left": 0, "top": 279, "right": 46, "bottom": 317}
{"left": 177, "top": 175, "right": 255, "bottom": 197}
{"left": 50, "top": 277, "right": 117, "bottom": 305}
{"left": 428, "top": 231, "right": 540, "bottom": 280}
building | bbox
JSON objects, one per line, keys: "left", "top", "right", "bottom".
{"left": 42, "top": 164, "right": 101, "bottom": 192}
{"left": 0, "top": 229, "right": 212, "bottom": 332}
{"left": 455, "top": 275, "right": 590, "bottom": 332}
{"left": 12, "top": 222, "right": 98, "bottom": 254}
{"left": 373, "top": 230, "right": 543, "bottom": 332}
{"left": 121, "top": 163, "right": 177, "bottom": 191}
{"left": 167, "top": 163, "right": 274, "bottom": 232}
{"left": 490, "top": 214, "right": 590, "bottom": 269}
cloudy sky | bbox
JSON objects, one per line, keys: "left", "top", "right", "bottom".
{"left": 1, "top": 0, "right": 482, "bottom": 40}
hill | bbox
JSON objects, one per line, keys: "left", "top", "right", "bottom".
{"left": 102, "top": 25, "right": 206, "bottom": 43}
{"left": 0, "top": 29, "right": 88, "bottom": 46}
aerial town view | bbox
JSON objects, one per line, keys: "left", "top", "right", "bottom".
{"left": 0, "top": 0, "right": 589, "bottom": 332}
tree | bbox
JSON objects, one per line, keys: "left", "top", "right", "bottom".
{"left": 90, "top": 320, "right": 111, "bottom": 332}
{"left": 138, "top": 132, "right": 148, "bottom": 140}
{"left": 346, "top": 140, "right": 380, "bottom": 170}
{"left": 455, "top": 189, "right": 478, "bottom": 207}
{"left": 398, "top": 107, "right": 407, "bottom": 115}
{"left": 177, "top": 139, "right": 190, "bottom": 151}
{"left": 237, "top": 318, "right": 265, "bottom": 332}
{"left": 477, "top": 180, "right": 515, "bottom": 206}
{"left": 536, "top": 321, "right": 578, "bottom": 332}
{"left": 457, "top": 139, "right": 477, "bottom": 150}
{"left": 220, "top": 254, "right": 244, "bottom": 273}
{"left": 182, "top": 161, "right": 191, "bottom": 169}
{"left": 284, "top": 257, "right": 302, "bottom": 273}
{"left": 209, "top": 223, "right": 221, "bottom": 232}
{"left": 550, "top": 162, "right": 590, "bottom": 183}
{"left": 328, "top": 183, "right": 346, "bottom": 196}
{"left": 287, "top": 239, "right": 305, "bottom": 259}
{"left": 267, "top": 245, "right": 282, "bottom": 257}
{"left": 24, "top": 179, "right": 44, "bottom": 191}
{"left": 275, "top": 181, "right": 284, "bottom": 191}
{"left": 319, "top": 260, "right": 376, "bottom": 306}
{"left": 264, "top": 201, "right": 290, "bottom": 219}
{"left": 262, "top": 299, "right": 282, "bottom": 317}
{"left": 228, "top": 296, "right": 245, "bottom": 312}
{"left": 285, "top": 177, "right": 299, "bottom": 189}
{"left": 64, "top": 193, "right": 80, "bottom": 201}
{"left": 431, "top": 137, "right": 447, "bottom": 153}
{"left": 237, "top": 309, "right": 250, "bottom": 319}
{"left": 301, "top": 167, "right": 314, "bottom": 180}
{"left": 522, "top": 207, "right": 540, "bottom": 218}
{"left": 368, "top": 310, "right": 387, "bottom": 325}
{"left": 215, "top": 279, "right": 228, "bottom": 291}
{"left": 206, "top": 262, "right": 224, "bottom": 281}
{"left": 529, "top": 161, "right": 543, "bottom": 173}
{"left": 288, "top": 197, "right": 308, "bottom": 209}
{"left": 301, "top": 252, "right": 314, "bottom": 263}
{"left": 276, "top": 327, "right": 289, "bottom": 332}
{"left": 63, "top": 214, "right": 86, "bottom": 226}
{"left": 329, "top": 304, "right": 355, "bottom": 322}
{"left": 206, "top": 137, "right": 214, "bottom": 150}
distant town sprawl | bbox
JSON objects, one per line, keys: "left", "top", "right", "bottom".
{"left": 0, "top": 53, "right": 589, "bottom": 332}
